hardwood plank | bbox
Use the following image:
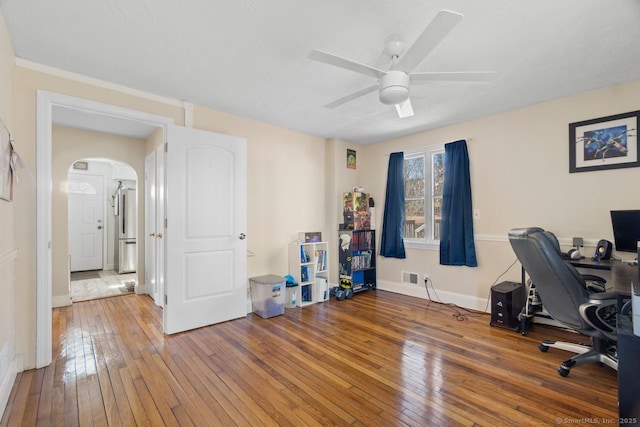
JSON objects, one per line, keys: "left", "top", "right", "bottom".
{"left": 118, "top": 367, "right": 151, "bottom": 426}
{"left": 1, "top": 371, "right": 31, "bottom": 426}
{"left": 1, "top": 290, "right": 619, "bottom": 426}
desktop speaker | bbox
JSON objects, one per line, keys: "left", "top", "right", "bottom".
{"left": 490, "top": 281, "right": 524, "bottom": 332}
{"left": 594, "top": 239, "right": 612, "bottom": 260}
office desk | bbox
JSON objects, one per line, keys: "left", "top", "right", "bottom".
{"left": 519, "top": 258, "right": 636, "bottom": 331}
{"left": 569, "top": 258, "right": 636, "bottom": 308}
{"left": 571, "top": 258, "right": 639, "bottom": 421}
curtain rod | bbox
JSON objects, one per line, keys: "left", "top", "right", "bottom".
{"left": 384, "top": 138, "right": 473, "bottom": 156}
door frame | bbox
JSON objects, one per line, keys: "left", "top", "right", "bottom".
{"left": 36, "top": 90, "right": 174, "bottom": 368}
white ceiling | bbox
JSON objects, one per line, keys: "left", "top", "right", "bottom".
{"left": 2, "top": 0, "right": 640, "bottom": 145}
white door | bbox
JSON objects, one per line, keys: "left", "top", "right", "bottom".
{"left": 164, "top": 125, "right": 247, "bottom": 334}
{"left": 68, "top": 173, "right": 104, "bottom": 272}
{"left": 144, "top": 151, "right": 159, "bottom": 304}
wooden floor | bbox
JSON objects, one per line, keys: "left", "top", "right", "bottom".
{"left": 2, "top": 290, "right": 617, "bottom": 426}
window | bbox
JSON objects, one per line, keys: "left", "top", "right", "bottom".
{"left": 403, "top": 145, "right": 445, "bottom": 249}
{"left": 67, "top": 180, "right": 97, "bottom": 195}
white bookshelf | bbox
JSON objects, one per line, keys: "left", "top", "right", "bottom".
{"left": 288, "top": 241, "right": 329, "bottom": 307}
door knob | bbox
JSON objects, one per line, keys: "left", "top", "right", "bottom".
{"left": 156, "top": 233, "right": 163, "bottom": 238}
{"left": 97, "top": 226, "right": 103, "bottom": 230}
{"left": 239, "top": 233, "right": 246, "bottom": 240}
{"left": 149, "top": 233, "right": 155, "bottom": 237}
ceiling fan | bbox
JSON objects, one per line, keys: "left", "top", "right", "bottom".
{"left": 308, "top": 10, "right": 495, "bottom": 118}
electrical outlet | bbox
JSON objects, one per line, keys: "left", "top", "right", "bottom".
{"left": 423, "top": 274, "right": 430, "bottom": 282}
{"left": 473, "top": 209, "right": 480, "bottom": 220}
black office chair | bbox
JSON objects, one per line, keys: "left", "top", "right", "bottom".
{"left": 508, "top": 227, "right": 618, "bottom": 377}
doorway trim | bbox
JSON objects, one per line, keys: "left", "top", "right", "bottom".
{"left": 36, "top": 90, "right": 174, "bottom": 368}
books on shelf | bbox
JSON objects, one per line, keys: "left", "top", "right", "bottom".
{"left": 351, "top": 230, "right": 374, "bottom": 250}
{"left": 351, "top": 250, "right": 372, "bottom": 270}
{"left": 315, "top": 249, "right": 327, "bottom": 272}
{"left": 300, "top": 265, "right": 309, "bottom": 283}
{"left": 315, "top": 276, "right": 329, "bottom": 301}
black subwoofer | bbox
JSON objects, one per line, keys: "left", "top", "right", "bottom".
{"left": 490, "top": 281, "right": 524, "bottom": 332}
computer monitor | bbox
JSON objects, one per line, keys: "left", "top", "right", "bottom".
{"left": 610, "top": 210, "right": 640, "bottom": 253}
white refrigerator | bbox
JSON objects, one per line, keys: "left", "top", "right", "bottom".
{"left": 114, "top": 187, "right": 137, "bottom": 273}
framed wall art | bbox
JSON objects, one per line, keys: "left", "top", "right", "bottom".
{"left": 347, "top": 149, "right": 356, "bottom": 169}
{"left": 569, "top": 110, "right": 639, "bottom": 173}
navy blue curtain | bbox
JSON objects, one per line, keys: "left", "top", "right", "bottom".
{"left": 439, "top": 140, "right": 477, "bottom": 267}
{"left": 380, "top": 152, "right": 406, "bottom": 258}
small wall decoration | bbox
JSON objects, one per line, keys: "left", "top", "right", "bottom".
{"left": 73, "top": 161, "right": 89, "bottom": 170}
{"left": 0, "top": 126, "right": 13, "bottom": 201}
{"left": 347, "top": 149, "right": 356, "bottom": 169}
{"left": 569, "top": 110, "right": 639, "bottom": 173}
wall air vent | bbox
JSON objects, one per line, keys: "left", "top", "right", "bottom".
{"left": 401, "top": 271, "right": 419, "bottom": 285}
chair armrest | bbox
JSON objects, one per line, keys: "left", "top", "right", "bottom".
{"left": 581, "top": 274, "right": 606, "bottom": 292}
{"left": 587, "top": 291, "right": 617, "bottom": 302}
{"left": 581, "top": 274, "right": 606, "bottom": 284}
{"left": 579, "top": 296, "right": 618, "bottom": 339}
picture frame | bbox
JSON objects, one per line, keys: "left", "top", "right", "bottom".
{"left": 569, "top": 110, "right": 639, "bottom": 173}
{"left": 347, "top": 149, "right": 356, "bottom": 169}
{"left": 0, "top": 130, "right": 12, "bottom": 202}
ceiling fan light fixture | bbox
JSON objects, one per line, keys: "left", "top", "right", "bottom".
{"left": 379, "top": 71, "right": 409, "bottom": 105}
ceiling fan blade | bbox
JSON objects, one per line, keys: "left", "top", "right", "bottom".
{"left": 324, "top": 84, "right": 379, "bottom": 109}
{"left": 308, "top": 50, "right": 386, "bottom": 79}
{"left": 394, "top": 10, "right": 463, "bottom": 72}
{"left": 411, "top": 71, "right": 496, "bottom": 82}
{"left": 395, "top": 99, "right": 414, "bottom": 118}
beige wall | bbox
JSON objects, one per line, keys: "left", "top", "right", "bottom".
{"left": 324, "top": 138, "right": 367, "bottom": 283}
{"left": 51, "top": 126, "right": 146, "bottom": 304}
{"left": 363, "top": 80, "right": 640, "bottom": 306}
{"left": 0, "top": 7, "right": 15, "bottom": 411}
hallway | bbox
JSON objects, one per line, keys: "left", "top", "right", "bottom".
{"left": 70, "top": 270, "right": 137, "bottom": 302}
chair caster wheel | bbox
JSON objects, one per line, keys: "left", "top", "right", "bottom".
{"left": 557, "top": 366, "right": 570, "bottom": 377}
{"left": 538, "top": 344, "right": 549, "bottom": 352}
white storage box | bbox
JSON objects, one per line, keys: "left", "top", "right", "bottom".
{"left": 250, "top": 275, "right": 285, "bottom": 318}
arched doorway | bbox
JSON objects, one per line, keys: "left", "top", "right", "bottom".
{"left": 67, "top": 158, "right": 138, "bottom": 302}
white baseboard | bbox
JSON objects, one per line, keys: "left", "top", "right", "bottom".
{"left": 0, "top": 359, "right": 17, "bottom": 420}
{"left": 52, "top": 295, "right": 72, "bottom": 308}
{"left": 135, "top": 283, "right": 147, "bottom": 294}
{"left": 377, "top": 280, "right": 490, "bottom": 312}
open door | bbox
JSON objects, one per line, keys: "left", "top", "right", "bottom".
{"left": 164, "top": 125, "right": 247, "bottom": 334}
{"left": 144, "top": 151, "right": 159, "bottom": 305}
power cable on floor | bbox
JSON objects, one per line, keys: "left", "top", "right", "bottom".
{"left": 424, "top": 258, "right": 519, "bottom": 321}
